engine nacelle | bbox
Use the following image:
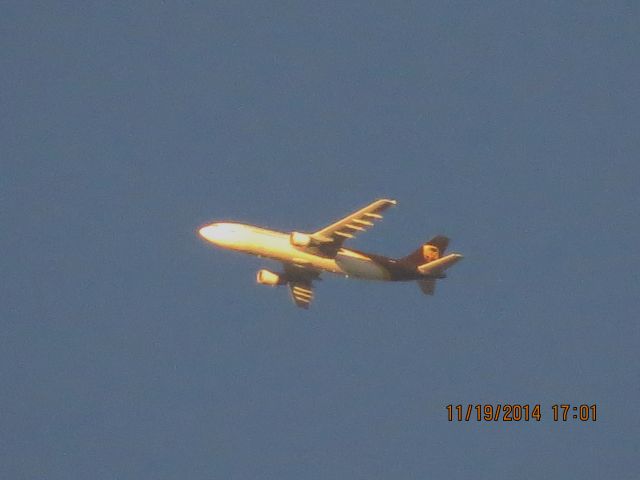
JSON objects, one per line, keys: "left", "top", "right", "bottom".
{"left": 256, "top": 269, "right": 285, "bottom": 286}
{"left": 289, "top": 231, "right": 312, "bottom": 248}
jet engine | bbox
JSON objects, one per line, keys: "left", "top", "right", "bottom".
{"left": 289, "top": 231, "right": 312, "bottom": 247}
{"left": 256, "top": 269, "right": 286, "bottom": 286}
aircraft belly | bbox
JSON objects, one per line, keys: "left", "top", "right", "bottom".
{"left": 335, "top": 254, "right": 388, "bottom": 280}
{"left": 245, "top": 233, "right": 342, "bottom": 274}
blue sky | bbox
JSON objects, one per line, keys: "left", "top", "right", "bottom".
{"left": 3, "top": 2, "right": 639, "bottom": 478}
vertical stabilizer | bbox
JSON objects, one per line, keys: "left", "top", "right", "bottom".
{"left": 402, "top": 235, "right": 450, "bottom": 266}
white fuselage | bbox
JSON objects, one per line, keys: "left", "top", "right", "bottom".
{"left": 198, "top": 222, "right": 390, "bottom": 280}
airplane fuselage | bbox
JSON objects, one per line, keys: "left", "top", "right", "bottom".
{"left": 199, "top": 222, "right": 420, "bottom": 281}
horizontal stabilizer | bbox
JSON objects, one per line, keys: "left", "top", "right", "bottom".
{"left": 418, "top": 278, "right": 436, "bottom": 295}
{"left": 417, "top": 253, "right": 463, "bottom": 276}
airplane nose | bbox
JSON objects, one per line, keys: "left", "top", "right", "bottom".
{"left": 198, "top": 222, "right": 240, "bottom": 247}
{"left": 198, "top": 224, "right": 220, "bottom": 243}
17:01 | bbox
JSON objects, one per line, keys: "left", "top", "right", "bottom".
{"left": 552, "top": 404, "right": 597, "bottom": 421}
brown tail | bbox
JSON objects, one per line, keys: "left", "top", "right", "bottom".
{"left": 402, "top": 235, "right": 450, "bottom": 266}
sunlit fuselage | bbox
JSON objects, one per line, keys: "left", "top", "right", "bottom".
{"left": 198, "top": 222, "right": 411, "bottom": 281}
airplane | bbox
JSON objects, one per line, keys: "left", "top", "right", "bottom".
{"left": 197, "top": 198, "right": 463, "bottom": 309}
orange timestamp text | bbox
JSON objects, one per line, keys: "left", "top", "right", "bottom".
{"left": 446, "top": 404, "right": 597, "bottom": 422}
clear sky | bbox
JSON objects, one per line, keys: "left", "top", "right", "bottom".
{"left": 3, "top": 2, "right": 639, "bottom": 479}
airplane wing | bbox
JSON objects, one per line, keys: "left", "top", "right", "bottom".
{"left": 311, "top": 198, "right": 397, "bottom": 254}
{"left": 289, "top": 280, "right": 314, "bottom": 309}
{"left": 283, "top": 263, "right": 319, "bottom": 309}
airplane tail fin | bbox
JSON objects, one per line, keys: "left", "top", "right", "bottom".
{"left": 402, "top": 235, "right": 450, "bottom": 266}
{"left": 404, "top": 236, "right": 462, "bottom": 296}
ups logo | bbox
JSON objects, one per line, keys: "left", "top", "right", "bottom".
{"left": 422, "top": 245, "right": 440, "bottom": 262}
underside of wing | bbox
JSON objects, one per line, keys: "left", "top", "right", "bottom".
{"left": 311, "top": 198, "right": 397, "bottom": 255}
{"left": 289, "top": 281, "right": 314, "bottom": 309}
{"left": 282, "top": 263, "right": 319, "bottom": 309}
